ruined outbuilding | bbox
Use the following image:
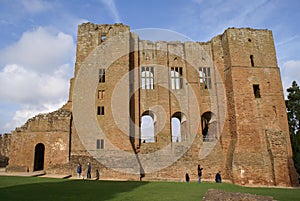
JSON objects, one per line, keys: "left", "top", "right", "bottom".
{"left": 2, "top": 22, "right": 298, "bottom": 186}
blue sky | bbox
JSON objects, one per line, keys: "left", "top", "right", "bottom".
{"left": 0, "top": 0, "right": 299, "bottom": 134}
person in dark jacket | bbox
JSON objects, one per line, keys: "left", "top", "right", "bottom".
{"left": 77, "top": 163, "right": 82, "bottom": 178}
{"left": 185, "top": 173, "right": 190, "bottom": 182}
{"left": 197, "top": 165, "right": 203, "bottom": 183}
{"left": 87, "top": 163, "right": 91, "bottom": 179}
{"left": 215, "top": 171, "right": 222, "bottom": 183}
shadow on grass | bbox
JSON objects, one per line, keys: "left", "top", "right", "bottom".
{"left": 0, "top": 176, "right": 148, "bottom": 201}
{"left": 1, "top": 176, "right": 299, "bottom": 201}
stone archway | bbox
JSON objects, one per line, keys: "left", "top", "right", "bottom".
{"left": 141, "top": 110, "right": 156, "bottom": 143}
{"left": 171, "top": 112, "right": 187, "bottom": 142}
{"left": 201, "top": 111, "right": 217, "bottom": 141}
{"left": 34, "top": 143, "right": 45, "bottom": 171}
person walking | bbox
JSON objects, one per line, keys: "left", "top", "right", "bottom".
{"left": 87, "top": 162, "right": 91, "bottom": 179}
{"left": 95, "top": 169, "right": 100, "bottom": 180}
{"left": 197, "top": 164, "right": 203, "bottom": 184}
{"left": 77, "top": 163, "right": 82, "bottom": 178}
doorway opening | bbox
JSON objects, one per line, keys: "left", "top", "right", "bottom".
{"left": 34, "top": 143, "right": 45, "bottom": 171}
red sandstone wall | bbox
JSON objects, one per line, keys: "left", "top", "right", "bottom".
{"left": 7, "top": 109, "right": 71, "bottom": 172}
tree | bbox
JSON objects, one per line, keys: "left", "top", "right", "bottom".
{"left": 286, "top": 81, "right": 300, "bottom": 174}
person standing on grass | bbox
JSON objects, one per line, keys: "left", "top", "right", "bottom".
{"left": 197, "top": 164, "right": 203, "bottom": 184}
{"left": 95, "top": 169, "right": 100, "bottom": 180}
{"left": 77, "top": 163, "right": 82, "bottom": 178}
{"left": 87, "top": 163, "right": 91, "bottom": 179}
{"left": 185, "top": 173, "right": 190, "bottom": 182}
{"left": 215, "top": 171, "right": 222, "bottom": 183}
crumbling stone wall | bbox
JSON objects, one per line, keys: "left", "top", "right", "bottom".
{"left": 0, "top": 133, "right": 10, "bottom": 167}
{"left": 7, "top": 109, "right": 71, "bottom": 172}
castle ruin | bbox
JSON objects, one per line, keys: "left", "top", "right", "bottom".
{"left": 1, "top": 22, "right": 298, "bottom": 186}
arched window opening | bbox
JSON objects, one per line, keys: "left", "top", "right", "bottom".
{"left": 141, "top": 112, "right": 155, "bottom": 143}
{"left": 201, "top": 112, "right": 217, "bottom": 142}
{"left": 34, "top": 143, "right": 45, "bottom": 171}
{"left": 171, "top": 112, "right": 187, "bottom": 142}
{"left": 171, "top": 117, "right": 181, "bottom": 142}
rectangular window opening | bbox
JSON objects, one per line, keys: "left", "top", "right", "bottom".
{"left": 96, "top": 139, "right": 104, "bottom": 149}
{"left": 99, "top": 68, "right": 105, "bottom": 83}
{"left": 199, "top": 67, "right": 212, "bottom": 89}
{"left": 98, "top": 90, "right": 105, "bottom": 99}
{"left": 141, "top": 66, "right": 154, "bottom": 90}
{"left": 97, "top": 106, "right": 105, "bottom": 115}
{"left": 253, "top": 84, "right": 261, "bottom": 98}
{"left": 250, "top": 55, "right": 254, "bottom": 67}
{"left": 170, "top": 67, "right": 183, "bottom": 90}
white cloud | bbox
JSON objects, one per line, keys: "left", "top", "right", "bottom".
{"left": 0, "top": 26, "right": 75, "bottom": 73}
{"left": 100, "top": 0, "right": 121, "bottom": 22}
{"left": 0, "top": 26, "right": 75, "bottom": 133}
{"left": 21, "top": 0, "right": 55, "bottom": 14}
{"left": 0, "top": 63, "right": 71, "bottom": 132}
{"left": 0, "top": 64, "right": 70, "bottom": 104}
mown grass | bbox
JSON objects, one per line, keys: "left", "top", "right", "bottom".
{"left": 0, "top": 176, "right": 299, "bottom": 201}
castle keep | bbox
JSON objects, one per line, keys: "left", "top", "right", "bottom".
{"left": 2, "top": 22, "right": 298, "bottom": 186}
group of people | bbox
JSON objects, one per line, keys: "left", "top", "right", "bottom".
{"left": 78, "top": 162, "right": 221, "bottom": 183}
{"left": 77, "top": 163, "right": 99, "bottom": 180}
{"left": 185, "top": 165, "right": 222, "bottom": 183}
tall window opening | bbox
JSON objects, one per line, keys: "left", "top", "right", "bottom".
{"left": 141, "top": 66, "right": 154, "bottom": 89}
{"left": 253, "top": 84, "right": 261, "bottom": 98}
{"left": 250, "top": 55, "right": 254, "bottom": 67}
{"left": 97, "top": 106, "right": 105, "bottom": 115}
{"left": 170, "top": 67, "right": 183, "bottom": 89}
{"left": 96, "top": 139, "right": 104, "bottom": 149}
{"left": 171, "top": 117, "right": 181, "bottom": 142}
{"left": 199, "top": 67, "right": 211, "bottom": 89}
{"left": 171, "top": 112, "right": 187, "bottom": 142}
{"left": 99, "top": 68, "right": 105, "bottom": 83}
{"left": 141, "top": 112, "right": 155, "bottom": 143}
{"left": 98, "top": 90, "right": 105, "bottom": 99}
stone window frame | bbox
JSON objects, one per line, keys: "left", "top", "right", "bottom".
{"left": 170, "top": 67, "right": 183, "bottom": 90}
{"left": 97, "top": 106, "right": 105, "bottom": 115}
{"left": 250, "top": 55, "right": 255, "bottom": 67}
{"left": 96, "top": 139, "right": 104, "bottom": 149}
{"left": 141, "top": 66, "right": 154, "bottom": 90}
{"left": 99, "top": 68, "right": 105, "bottom": 83}
{"left": 98, "top": 90, "right": 105, "bottom": 99}
{"left": 199, "top": 67, "right": 212, "bottom": 89}
{"left": 253, "top": 84, "right": 261, "bottom": 98}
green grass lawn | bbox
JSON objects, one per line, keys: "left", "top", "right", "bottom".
{"left": 0, "top": 176, "right": 299, "bottom": 201}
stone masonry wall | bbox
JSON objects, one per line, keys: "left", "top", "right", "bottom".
{"left": 4, "top": 22, "right": 297, "bottom": 187}
{"left": 0, "top": 133, "right": 11, "bottom": 167}
{"left": 7, "top": 109, "right": 71, "bottom": 172}
{"left": 64, "top": 23, "right": 297, "bottom": 186}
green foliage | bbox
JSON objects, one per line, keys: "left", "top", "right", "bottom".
{"left": 286, "top": 81, "right": 300, "bottom": 174}
{"left": 0, "top": 176, "right": 300, "bottom": 201}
